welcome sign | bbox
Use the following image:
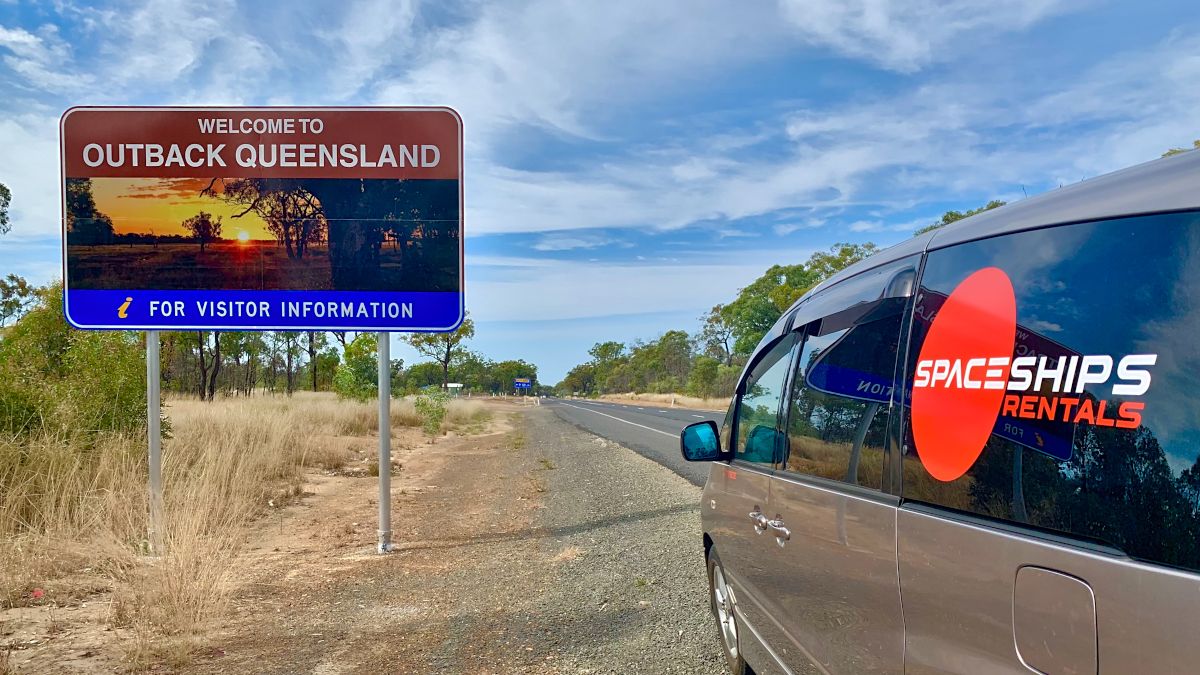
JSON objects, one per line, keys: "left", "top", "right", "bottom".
{"left": 61, "top": 107, "right": 463, "bottom": 331}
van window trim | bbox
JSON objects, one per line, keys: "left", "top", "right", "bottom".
{"left": 777, "top": 318, "right": 891, "bottom": 493}
{"left": 776, "top": 254, "right": 920, "bottom": 493}
{"left": 887, "top": 251, "right": 927, "bottom": 496}
{"left": 729, "top": 332, "right": 800, "bottom": 470}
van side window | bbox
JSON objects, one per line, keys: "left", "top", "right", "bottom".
{"left": 734, "top": 336, "right": 796, "bottom": 465}
{"left": 902, "top": 211, "right": 1200, "bottom": 573}
{"left": 784, "top": 296, "right": 908, "bottom": 489}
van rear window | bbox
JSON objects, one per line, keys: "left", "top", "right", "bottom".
{"left": 902, "top": 211, "right": 1200, "bottom": 573}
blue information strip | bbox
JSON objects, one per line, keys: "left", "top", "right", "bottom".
{"left": 65, "top": 289, "right": 464, "bottom": 332}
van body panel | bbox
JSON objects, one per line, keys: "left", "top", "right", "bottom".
{"left": 899, "top": 506, "right": 1200, "bottom": 674}
{"left": 738, "top": 612, "right": 803, "bottom": 675}
{"left": 762, "top": 473, "right": 903, "bottom": 673}
{"left": 704, "top": 461, "right": 778, "bottom": 639}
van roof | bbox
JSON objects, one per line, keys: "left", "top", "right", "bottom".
{"left": 800, "top": 149, "right": 1200, "bottom": 303}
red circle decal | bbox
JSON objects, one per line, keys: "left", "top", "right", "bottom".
{"left": 911, "top": 267, "right": 1016, "bottom": 481}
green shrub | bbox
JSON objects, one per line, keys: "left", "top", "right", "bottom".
{"left": 686, "top": 355, "right": 720, "bottom": 399}
{"left": 413, "top": 389, "right": 449, "bottom": 438}
{"left": 0, "top": 285, "right": 147, "bottom": 439}
{"left": 332, "top": 334, "right": 378, "bottom": 402}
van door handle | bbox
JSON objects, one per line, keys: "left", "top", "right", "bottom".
{"left": 749, "top": 509, "right": 769, "bottom": 533}
{"left": 767, "top": 518, "right": 790, "bottom": 542}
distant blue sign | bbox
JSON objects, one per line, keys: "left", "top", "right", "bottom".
{"left": 514, "top": 378, "right": 532, "bottom": 389}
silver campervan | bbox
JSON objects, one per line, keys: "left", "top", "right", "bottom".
{"left": 681, "top": 149, "right": 1200, "bottom": 674}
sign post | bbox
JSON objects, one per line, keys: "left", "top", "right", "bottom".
{"left": 146, "top": 330, "right": 163, "bottom": 554}
{"left": 377, "top": 332, "right": 392, "bottom": 553}
{"left": 61, "top": 107, "right": 464, "bottom": 556}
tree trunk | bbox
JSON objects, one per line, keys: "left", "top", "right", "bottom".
{"left": 207, "top": 333, "right": 221, "bottom": 402}
{"left": 285, "top": 338, "right": 295, "bottom": 396}
{"left": 441, "top": 340, "right": 451, "bottom": 389}
{"left": 308, "top": 331, "right": 318, "bottom": 391}
{"left": 196, "top": 331, "right": 209, "bottom": 400}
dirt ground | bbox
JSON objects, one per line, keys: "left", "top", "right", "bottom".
{"left": 2, "top": 401, "right": 725, "bottom": 674}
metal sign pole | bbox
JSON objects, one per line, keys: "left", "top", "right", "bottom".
{"left": 377, "top": 331, "right": 393, "bottom": 553}
{"left": 146, "top": 330, "right": 163, "bottom": 555}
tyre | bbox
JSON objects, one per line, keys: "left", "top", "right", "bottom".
{"left": 707, "top": 547, "right": 749, "bottom": 675}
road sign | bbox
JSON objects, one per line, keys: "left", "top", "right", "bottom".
{"left": 60, "top": 107, "right": 463, "bottom": 332}
{"left": 514, "top": 378, "right": 532, "bottom": 389}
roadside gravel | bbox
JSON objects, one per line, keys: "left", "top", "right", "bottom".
{"left": 522, "top": 406, "right": 727, "bottom": 674}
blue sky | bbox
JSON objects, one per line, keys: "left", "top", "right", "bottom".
{"left": 1, "top": 0, "right": 1198, "bottom": 382}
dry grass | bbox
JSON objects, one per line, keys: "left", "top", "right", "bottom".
{"left": 444, "top": 399, "right": 489, "bottom": 433}
{"left": 0, "top": 390, "right": 455, "bottom": 669}
{"left": 600, "top": 392, "right": 730, "bottom": 411}
{"left": 300, "top": 393, "right": 486, "bottom": 436}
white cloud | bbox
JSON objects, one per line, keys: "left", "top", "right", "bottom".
{"left": 5, "top": 1, "right": 281, "bottom": 106}
{"left": 0, "top": 23, "right": 91, "bottom": 92}
{"left": 314, "top": 0, "right": 420, "bottom": 101}
{"left": 773, "top": 218, "right": 826, "bottom": 236}
{"left": 531, "top": 232, "right": 620, "bottom": 251}
{"left": 1019, "top": 32, "right": 1200, "bottom": 177}
{"left": 844, "top": 216, "right": 936, "bottom": 234}
{"left": 716, "top": 227, "right": 758, "bottom": 239}
{"left": 0, "top": 114, "right": 61, "bottom": 240}
{"left": 372, "top": 0, "right": 792, "bottom": 150}
{"left": 671, "top": 157, "right": 722, "bottom": 182}
{"left": 777, "top": 0, "right": 1083, "bottom": 73}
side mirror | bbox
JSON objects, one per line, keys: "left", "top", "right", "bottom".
{"left": 681, "top": 420, "right": 722, "bottom": 461}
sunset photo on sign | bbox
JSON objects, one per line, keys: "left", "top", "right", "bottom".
{"left": 64, "top": 176, "right": 460, "bottom": 292}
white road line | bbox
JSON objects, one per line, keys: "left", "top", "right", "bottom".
{"left": 558, "top": 402, "right": 677, "bottom": 438}
{"left": 691, "top": 414, "right": 704, "bottom": 418}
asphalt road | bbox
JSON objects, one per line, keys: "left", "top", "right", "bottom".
{"left": 545, "top": 398, "right": 726, "bottom": 486}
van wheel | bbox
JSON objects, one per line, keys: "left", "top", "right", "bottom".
{"left": 707, "top": 548, "right": 749, "bottom": 674}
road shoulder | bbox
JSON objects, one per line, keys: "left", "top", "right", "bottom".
{"left": 177, "top": 404, "right": 725, "bottom": 674}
